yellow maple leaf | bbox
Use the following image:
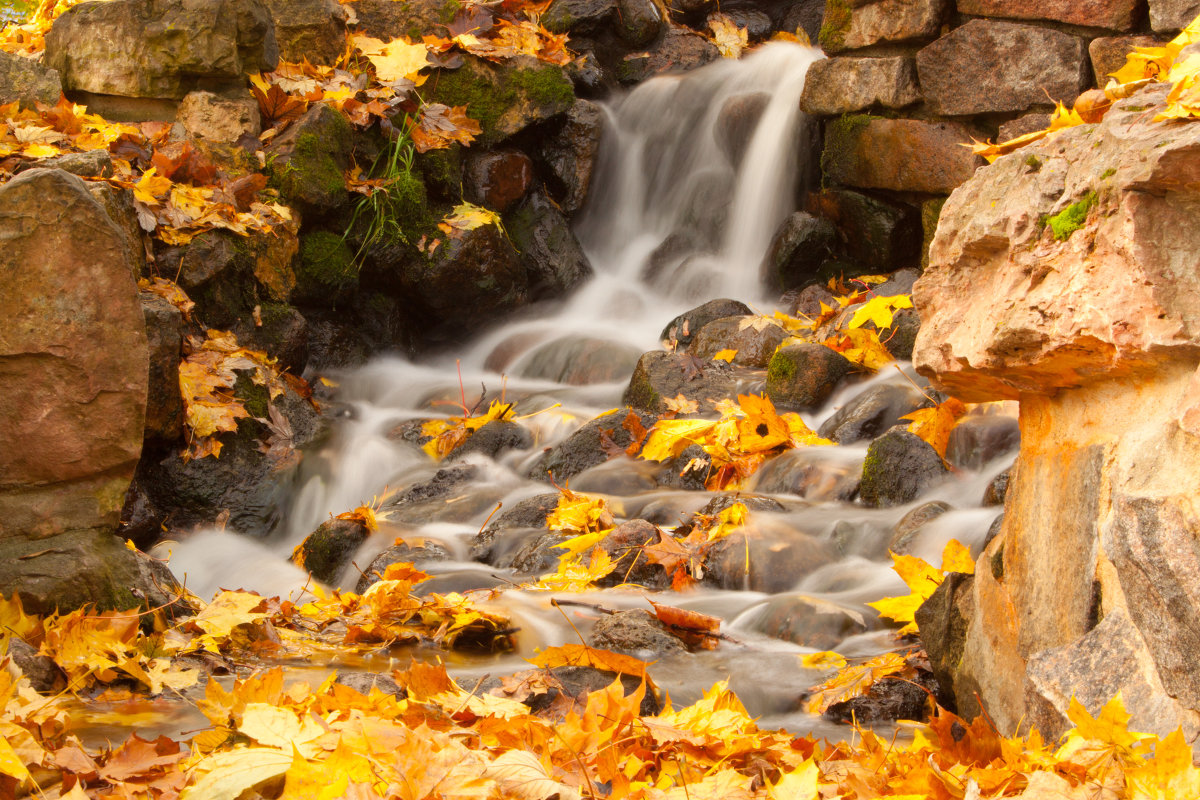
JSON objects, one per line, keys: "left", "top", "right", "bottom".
{"left": 799, "top": 651, "right": 847, "bottom": 670}
{"left": 546, "top": 491, "right": 613, "bottom": 534}
{"left": 1126, "top": 727, "right": 1200, "bottom": 799}
{"left": 804, "top": 651, "right": 914, "bottom": 714}
{"left": 437, "top": 201, "right": 503, "bottom": 236}
{"left": 1058, "top": 692, "right": 1155, "bottom": 761}
{"left": 709, "top": 13, "right": 748, "bottom": 59}
{"left": 902, "top": 397, "right": 968, "bottom": 459}
{"left": 351, "top": 34, "right": 430, "bottom": 84}
{"left": 868, "top": 541, "right": 974, "bottom": 635}
{"left": 823, "top": 327, "right": 894, "bottom": 371}
{"left": 640, "top": 418, "right": 719, "bottom": 462}
{"left": 848, "top": 294, "right": 913, "bottom": 330}
{"left": 133, "top": 166, "right": 173, "bottom": 205}
{"left": 712, "top": 349, "right": 737, "bottom": 362}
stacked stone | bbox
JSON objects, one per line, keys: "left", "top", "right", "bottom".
{"left": 801, "top": 0, "right": 1192, "bottom": 272}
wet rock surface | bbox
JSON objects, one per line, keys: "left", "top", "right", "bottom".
{"left": 860, "top": 429, "right": 949, "bottom": 508}
{"left": 294, "top": 517, "right": 371, "bottom": 585}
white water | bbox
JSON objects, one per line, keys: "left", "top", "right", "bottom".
{"left": 161, "top": 44, "right": 1013, "bottom": 729}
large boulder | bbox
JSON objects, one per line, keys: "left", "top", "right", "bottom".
{"left": 916, "top": 20, "right": 1089, "bottom": 117}
{"left": 819, "top": 0, "right": 947, "bottom": 53}
{"left": 261, "top": 0, "right": 347, "bottom": 65}
{"left": 45, "top": 0, "right": 278, "bottom": 99}
{"left": 0, "top": 51, "right": 62, "bottom": 108}
{"left": 957, "top": 0, "right": 1138, "bottom": 30}
{"left": 800, "top": 56, "right": 920, "bottom": 116}
{"left": 821, "top": 116, "right": 985, "bottom": 195}
{"left": 911, "top": 82, "right": 1200, "bottom": 743}
{"left": 0, "top": 169, "right": 160, "bottom": 611}
{"left": 538, "top": 99, "right": 604, "bottom": 215}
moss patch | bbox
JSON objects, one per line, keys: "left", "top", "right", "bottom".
{"left": 298, "top": 231, "right": 357, "bottom": 303}
{"left": 1024, "top": 154, "right": 1041, "bottom": 171}
{"left": 818, "top": 0, "right": 851, "bottom": 52}
{"left": 430, "top": 60, "right": 573, "bottom": 146}
{"left": 820, "top": 113, "right": 877, "bottom": 185}
{"left": 1044, "top": 191, "right": 1097, "bottom": 241}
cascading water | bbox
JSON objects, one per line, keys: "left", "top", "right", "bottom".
{"left": 163, "top": 42, "right": 1012, "bottom": 735}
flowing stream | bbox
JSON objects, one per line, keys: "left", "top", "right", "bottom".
{"left": 163, "top": 43, "right": 1011, "bottom": 738}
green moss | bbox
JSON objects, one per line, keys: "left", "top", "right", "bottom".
{"left": 299, "top": 231, "right": 357, "bottom": 302}
{"left": 431, "top": 61, "right": 573, "bottom": 145}
{"left": 818, "top": 0, "right": 851, "bottom": 52}
{"left": 1024, "top": 154, "right": 1041, "bottom": 171}
{"left": 990, "top": 546, "right": 1005, "bottom": 580}
{"left": 233, "top": 372, "right": 270, "bottom": 420}
{"left": 268, "top": 111, "right": 351, "bottom": 206}
{"left": 414, "top": 146, "right": 462, "bottom": 200}
{"left": 1043, "top": 191, "right": 1097, "bottom": 241}
{"left": 820, "top": 113, "right": 877, "bottom": 184}
{"left": 766, "top": 351, "right": 797, "bottom": 385}
{"left": 1100, "top": 167, "right": 1116, "bottom": 179}
{"left": 920, "top": 197, "right": 946, "bottom": 269}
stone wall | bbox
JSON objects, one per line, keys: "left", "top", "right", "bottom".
{"left": 803, "top": 0, "right": 1188, "bottom": 268}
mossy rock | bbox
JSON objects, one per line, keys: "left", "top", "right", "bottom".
{"left": 818, "top": 0, "right": 852, "bottom": 52}
{"left": 820, "top": 113, "right": 879, "bottom": 184}
{"left": 297, "top": 231, "right": 358, "bottom": 305}
{"left": 350, "top": 0, "right": 462, "bottom": 40}
{"left": 1043, "top": 191, "right": 1097, "bottom": 241}
{"left": 428, "top": 55, "right": 574, "bottom": 147}
{"left": 765, "top": 343, "right": 854, "bottom": 410}
{"left": 294, "top": 518, "right": 371, "bottom": 585}
{"left": 268, "top": 104, "right": 352, "bottom": 212}
{"left": 860, "top": 429, "right": 949, "bottom": 508}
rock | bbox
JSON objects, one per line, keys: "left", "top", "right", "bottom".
{"left": 403, "top": 222, "right": 527, "bottom": 339}
{"left": 381, "top": 465, "right": 483, "bottom": 524}
{"left": 915, "top": 571, "right": 974, "bottom": 709}
{"left": 295, "top": 231, "right": 357, "bottom": 306}
{"left": 176, "top": 91, "right": 261, "bottom": 143}
{"left": 14, "top": 149, "right": 113, "bottom": 179}
{"left": 1149, "top": 0, "right": 1200, "bottom": 31}
{"left": 761, "top": 212, "right": 837, "bottom": 293}
{"left": 946, "top": 415, "right": 1020, "bottom": 471}
{"left": 1089, "top": 35, "right": 1166, "bottom": 86}
{"left": 821, "top": 116, "right": 985, "bottom": 195}
{"left": 982, "top": 468, "right": 1010, "bottom": 506}
{"left": 430, "top": 56, "right": 575, "bottom": 147}
{"left": 819, "top": 0, "right": 947, "bottom": 53}
{"left": 261, "top": 0, "right": 347, "bottom": 65}
{"left": 294, "top": 518, "right": 370, "bottom": 584}
{"left": 543, "top": 0, "right": 616, "bottom": 33}
{"left": 508, "top": 530, "right": 571, "bottom": 573}
{"left": 450, "top": 419, "right": 533, "bottom": 460}
{"left": 240, "top": 303, "right": 309, "bottom": 374}
{"left": 335, "top": 671, "right": 404, "bottom": 697}
{"left": 660, "top": 299, "right": 752, "bottom": 349}
{"left": 617, "top": 27, "right": 719, "bottom": 83}
{"left": 720, "top": 8, "right": 771, "bottom": 40}
{"left": 118, "top": 473, "right": 166, "bottom": 549}
{"left": 590, "top": 609, "right": 687, "bottom": 657}
{"left": 744, "top": 594, "right": 869, "bottom": 650}
{"left": 687, "top": 316, "right": 788, "bottom": 368}
{"left": 785, "top": 282, "right": 837, "bottom": 318}
{"left": 305, "top": 316, "right": 370, "bottom": 369}
{"left": 997, "top": 112, "right": 1053, "bottom": 142}
{"left": 0, "top": 170, "right": 146, "bottom": 552}
{"left": 860, "top": 428, "right": 949, "bottom": 508}
{"left": 8, "top": 637, "right": 66, "bottom": 694}
{"left": 598, "top": 520, "right": 671, "bottom": 588}
{"left": 817, "top": 189, "right": 922, "bottom": 272}
{"left": 534, "top": 666, "right": 662, "bottom": 716}
{"left": 714, "top": 92, "right": 769, "bottom": 169}
{"left": 267, "top": 104, "right": 351, "bottom": 213}
{"left": 750, "top": 447, "right": 862, "bottom": 502}
{"left": 565, "top": 51, "right": 605, "bottom": 96}
{"left": 505, "top": 190, "right": 593, "bottom": 300}
{"left": 529, "top": 407, "right": 658, "bottom": 483}
{"left": 0, "top": 50, "right": 61, "bottom": 108}
{"left": 617, "top": 0, "right": 665, "bottom": 45}
{"left": 916, "top": 20, "right": 1089, "bottom": 116}
{"left": 825, "top": 670, "right": 939, "bottom": 723}
{"left": 958, "top": 0, "right": 1137, "bottom": 29}
{"left": 623, "top": 351, "right": 741, "bottom": 413}
{"left": 800, "top": 57, "right": 920, "bottom": 116}
{"left": 881, "top": 307, "right": 922, "bottom": 361}
{"left": 347, "top": 0, "right": 462, "bottom": 40}
{"left": 463, "top": 149, "right": 534, "bottom": 213}
{"left": 819, "top": 383, "right": 930, "bottom": 444}
{"left": 704, "top": 529, "right": 838, "bottom": 593}
{"left": 538, "top": 99, "right": 603, "bottom": 214}
{"left": 355, "top": 539, "right": 453, "bottom": 593}
{"left": 656, "top": 444, "right": 710, "bottom": 491}
{"left": 890, "top": 500, "right": 952, "bottom": 554}
{"left": 85, "top": 183, "right": 147, "bottom": 276}
{"left": 515, "top": 336, "right": 641, "bottom": 385}
{"left": 471, "top": 492, "right": 561, "bottom": 563}
{"left": 141, "top": 293, "right": 184, "bottom": 443}
{"left": 780, "top": 0, "right": 825, "bottom": 43}
{"left": 45, "top": 0, "right": 278, "bottom": 99}
{"left": 766, "top": 343, "right": 853, "bottom": 411}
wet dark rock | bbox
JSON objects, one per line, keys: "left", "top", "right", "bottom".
{"left": 261, "top": 0, "right": 347, "bottom": 65}
{"left": 295, "top": 231, "right": 357, "bottom": 307}
{"left": 471, "top": 492, "right": 561, "bottom": 563}
{"left": 766, "top": 343, "right": 854, "bottom": 411}
{"left": 539, "top": 99, "right": 604, "bottom": 214}
{"left": 946, "top": 415, "right": 1021, "bottom": 471}
{"left": 0, "top": 50, "right": 62, "bottom": 108}
{"left": 565, "top": 51, "right": 606, "bottom": 95}
{"left": 590, "top": 609, "right": 688, "bottom": 657}
{"left": 704, "top": 529, "right": 837, "bottom": 593}
{"left": 890, "top": 501, "right": 952, "bottom": 554}
{"left": 304, "top": 315, "right": 371, "bottom": 370}
{"left": 714, "top": 92, "right": 769, "bottom": 169}
{"left": 831, "top": 517, "right": 893, "bottom": 559}
{"left": 543, "top": 0, "right": 616, "bottom": 33}
{"left": 508, "top": 530, "right": 571, "bottom": 574}
{"left": 784, "top": 282, "right": 837, "bottom": 318}
{"left": 335, "top": 671, "right": 404, "bottom": 697}
{"left": 660, "top": 298, "right": 752, "bottom": 349}
{"left": 529, "top": 407, "right": 658, "bottom": 483}
{"left": 880, "top": 307, "right": 922, "bottom": 361}
{"left": 983, "top": 511, "right": 1004, "bottom": 550}
{"left": 294, "top": 518, "right": 370, "bottom": 585}
{"left": 13, "top": 149, "right": 112, "bottom": 179}
{"left": 599, "top": 519, "right": 671, "bottom": 588}
{"left": 819, "top": 383, "right": 931, "bottom": 444}
{"left": 914, "top": 570, "right": 974, "bottom": 709}
{"left": 505, "top": 190, "right": 593, "bottom": 300}
{"left": 515, "top": 336, "right": 641, "bottom": 385}
{"left": 8, "top": 637, "right": 66, "bottom": 694}
{"left": 463, "top": 149, "right": 534, "bottom": 213}
{"left": 761, "top": 212, "right": 839, "bottom": 293}
{"left": 825, "top": 670, "right": 939, "bottom": 724}
{"left": 267, "top": 104, "right": 351, "bottom": 213}
{"left": 751, "top": 449, "right": 862, "bottom": 502}
{"left": 688, "top": 316, "right": 788, "bottom": 368}
{"left": 450, "top": 419, "right": 533, "bottom": 460}
{"left": 983, "top": 467, "right": 1011, "bottom": 507}
{"left": 643, "top": 232, "right": 704, "bottom": 287}
{"left": 118, "top": 473, "right": 167, "bottom": 550}
{"left": 779, "top": 0, "right": 825, "bottom": 42}
{"left": 876, "top": 268, "right": 921, "bottom": 297}
{"left": 819, "top": 189, "right": 922, "bottom": 273}
{"left": 355, "top": 539, "right": 454, "bottom": 593}
{"left": 699, "top": 493, "right": 785, "bottom": 516}
{"left": 384, "top": 464, "right": 481, "bottom": 523}
{"left": 617, "top": 0, "right": 666, "bottom": 45}
{"left": 141, "top": 293, "right": 184, "bottom": 443}
{"left": 45, "top": 0, "right": 278, "bottom": 98}
{"left": 656, "top": 444, "right": 710, "bottom": 491}
{"left": 509, "top": 666, "right": 662, "bottom": 717}
{"left": 747, "top": 594, "right": 870, "bottom": 650}
{"left": 623, "top": 351, "right": 741, "bottom": 414}
{"left": 860, "top": 428, "right": 950, "bottom": 508}
{"left": 719, "top": 8, "right": 772, "bottom": 40}
{"left": 239, "top": 303, "right": 309, "bottom": 374}
{"left": 618, "top": 27, "right": 719, "bottom": 83}
{"left": 347, "top": 0, "right": 462, "bottom": 40}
